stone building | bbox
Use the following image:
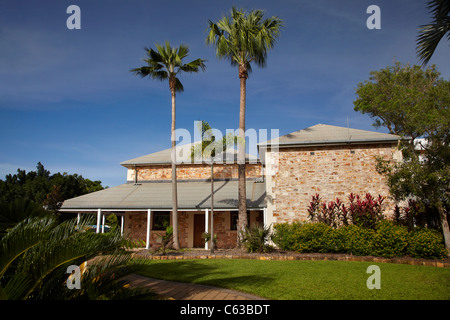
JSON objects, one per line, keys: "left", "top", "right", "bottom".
{"left": 259, "top": 124, "right": 402, "bottom": 226}
{"left": 60, "top": 124, "right": 402, "bottom": 249}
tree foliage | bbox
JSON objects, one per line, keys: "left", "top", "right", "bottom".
{"left": 130, "top": 41, "right": 206, "bottom": 94}
{"left": 190, "top": 120, "right": 238, "bottom": 162}
{"left": 206, "top": 7, "right": 284, "bottom": 76}
{"left": 0, "top": 162, "right": 104, "bottom": 213}
{"left": 416, "top": 0, "right": 450, "bottom": 66}
{"left": 354, "top": 62, "right": 449, "bottom": 208}
{"left": 353, "top": 61, "right": 450, "bottom": 142}
{"left": 0, "top": 215, "right": 151, "bottom": 300}
{"left": 353, "top": 62, "right": 450, "bottom": 252}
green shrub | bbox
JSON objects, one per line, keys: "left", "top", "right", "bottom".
{"left": 202, "top": 232, "right": 218, "bottom": 250}
{"left": 272, "top": 220, "right": 448, "bottom": 260}
{"left": 337, "top": 224, "right": 375, "bottom": 256}
{"left": 407, "top": 228, "right": 448, "bottom": 259}
{"left": 291, "top": 223, "right": 334, "bottom": 253}
{"left": 241, "top": 224, "right": 274, "bottom": 253}
{"left": 372, "top": 220, "right": 409, "bottom": 258}
{"left": 272, "top": 222, "right": 302, "bottom": 251}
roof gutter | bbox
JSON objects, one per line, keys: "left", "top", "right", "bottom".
{"left": 121, "top": 158, "right": 261, "bottom": 167}
{"left": 257, "top": 137, "right": 405, "bottom": 149}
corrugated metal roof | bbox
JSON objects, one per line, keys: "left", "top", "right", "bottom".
{"left": 259, "top": 124, "right": 401, "bottom": 147}
{"left": 60, "top": 181, "right": 265, "bottom": 210}
{"left": 121, "top": 143, "right": 259, "bottom": 167}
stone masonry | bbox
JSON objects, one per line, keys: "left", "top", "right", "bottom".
{"left": 265, "top": 143, "right": 399, "bottom": 225}
{"left": 129, "top": 163, "right": 262, "bottom": 182}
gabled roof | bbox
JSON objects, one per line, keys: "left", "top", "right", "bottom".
{"left": 121, "top": 143, "right": 259, "bottom": 168}
{"left": 60, "top": 181, "right": 266, "bottom": 210}
{"left": 259, "top": 124, "right": 402, "bottom": 148}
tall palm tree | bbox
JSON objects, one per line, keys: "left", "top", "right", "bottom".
{"left": 206, "top": 7, "right": 283, "bottom": 245}
{"left": 131, "top": 42, "right": 206, "bottom": 249}
{"left": 416, "top": 0, "right": 450, "bottom": 65}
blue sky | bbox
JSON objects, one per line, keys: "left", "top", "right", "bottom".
{"left": 1, "top": 0, "right": 449, "bottom": 187}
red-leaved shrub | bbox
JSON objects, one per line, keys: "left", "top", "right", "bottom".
{"left": 308, "top": 193, "right": 385, "bottom": 229}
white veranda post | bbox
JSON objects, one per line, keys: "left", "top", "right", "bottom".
{"left": 205, "top": 209, "right": 209, "bottom": 250}
{"left": 146, "top": 209, "right": 152, "bottom": 249}
{"left": 102, "top": 214, "right": 106, "bottom": 233}
{"left": 96, "top": 209, "right": 102, "bottom": 234}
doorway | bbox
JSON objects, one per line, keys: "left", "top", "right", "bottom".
{"left": 193, "top": 214, "right": 205, "bottom": 248}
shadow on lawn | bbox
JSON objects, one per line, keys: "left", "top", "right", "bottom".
{"left": 141, "top": 260, "right": 276, "bottom": 290}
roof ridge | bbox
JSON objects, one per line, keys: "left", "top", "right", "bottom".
{"left": 259, "top": 123, "right": 401, "bottom": 147}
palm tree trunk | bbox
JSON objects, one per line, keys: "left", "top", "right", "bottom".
{"left": 210, "top": 159, "right": 214, "bottom": 254}
{"left": 237, "top": 64, "right": 248, "bottom": 247}
{"left": 438, "top": 205, "right": 450, "bottom": 256}
{"left": 170, "top": 87, "right": 179, "bottom": 250}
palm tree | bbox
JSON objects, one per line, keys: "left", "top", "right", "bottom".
{"left": 0, "top": 215, "right": 151, "bottom": 299}
{"left": 416, "top": 0, "right": 450, "bottom": 65}
{"left": 191, "top": 121, "right": 237, "bottom": 253}
{"left": 131, "top": 42, "right": 206, "bottom": 249}
{"left": 206, "top": 7, "right": 283, "bottom": 245}
{"left": 0, "top": 199, "right": 51, "bottom": 237}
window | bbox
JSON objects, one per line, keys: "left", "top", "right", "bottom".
{"left": 230, "top": 211, "right": 252, "bottom": 230}
{"left": 152, "top": 211, "right": 170, "bottom": 230}
{"left": 230, "top": 212, "right": 238, "bottom": 230}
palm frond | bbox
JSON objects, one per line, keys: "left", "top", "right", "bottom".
{"left": 132, "top": 41, "right": 205, "bottom": 92}
{"left": 69, "top": 249, "right": 153, "bottom": 300}
{"left": 206, "top": 7, "right": 283, "bottom": 70}
{"left": 1, "top": 271, "right": 32, "bottom": 300}
{"left": 416, "top": 0, "right": 450, "bottom": 65}
{"left": 147, "top": 46, "right": 163, "bottom": 63}
{"left": 190, "top": 120, "right": 239, "bottom": 161}
{"left": 177, "top": 44, "right": 190, "bottom": 60}
{"left": 0, "top": 199, "right": 52, "bottom": 236}
{"left": 13, "top": 217, "right": 123, "bottom": 298}
{"left": 174, "top": 77, "right": 184, "bottom": 93}
{"left": 0, "top": 214, "right": 150, "bottom": 300}
{"left": 0, "top": 216, "right": 57, "bottom": 278}
{"left": 179, "top": 58, "right": 207, "bottom": 73}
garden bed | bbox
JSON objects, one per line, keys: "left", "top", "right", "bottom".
{"left": 132, "top": 248, "right": 450, "bottom": 267}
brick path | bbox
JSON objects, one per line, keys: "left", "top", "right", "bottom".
{"left": 123, "top": 274, "right": 267, "bottom": 300}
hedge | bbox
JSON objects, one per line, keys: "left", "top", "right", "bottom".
{"left": 272, "top": 220, "right": 448, "bottom": 260}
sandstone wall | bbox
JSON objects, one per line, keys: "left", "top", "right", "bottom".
{"left": 265, "top": 143, "right": 399, "bottom": 225}
{"left": 128, "top": 163, "right": 262, "bottom": 182}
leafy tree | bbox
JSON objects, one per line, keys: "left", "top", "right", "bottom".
{"left": 0, "top": 163, "right": 105, "bottom": 227}
{"left": 206, "top": 7, "right": 283, "bottom": 244}
{"left": 353, "top": 61, "right": 449, "bottom": 143}
{"left": 0, "top": 163, "right": 105, "bottom": 214}
{"left": 353, "top": 62, "right": 450, "bottom": 254}
{"left": 131, "top": 42, "right": 206, "bottom": 249}
{"left": 416, "top": 0, "right": 450, "bottom": 65}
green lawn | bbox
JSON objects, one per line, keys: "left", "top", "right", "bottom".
{"left": 135, "top": 259, "right": 450, "bottom": 300}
